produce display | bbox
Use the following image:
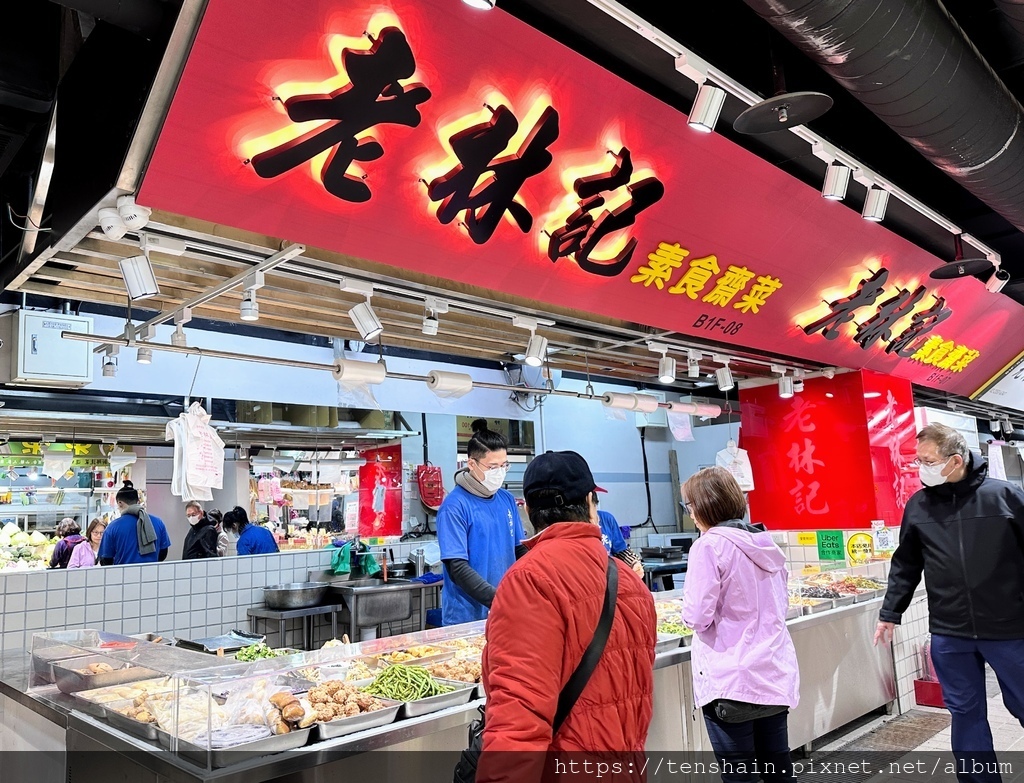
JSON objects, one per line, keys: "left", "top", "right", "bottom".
{"left": 343, "top": 660, "right": 376, "bottom": 681}
{"left": 656, "top": 621, "right": 693, "bottom": 637}
{"left": 437, "top": 636, "right": 486, "bottom": 657}
{"left": 236, "top": 643, "right": 288, "bottom": 662}
{"left": 425, "top": 658, "right": 482, "bottom": 683}
{"left": 0, "top": 522, "right": 54, "bottom": 570}
{"left": 376, "top": 645, "right": 445, "bottom": 664}
{"left": 791, "top": 584, "right": 840, "bottom": 599}
{"left": 789, "top": 596, "right": 829, "bottom": 607}
{"left": 307, "top": 681, "right": 388, "bottom": 722}
{"left": 363, "top": 664, "right": 454, "bottom": 701}
{"left": 834, "top": 576, "right": 885, "bottom": 591}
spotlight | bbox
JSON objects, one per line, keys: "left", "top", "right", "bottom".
{"left": 688, "top": 82, "right": 726, "bottom": 134}
{"left": 687, "top": 349, "right": 702, "bottom": 379}
{"left": 239, "top": 290, "right": 259, "bottom": 321}
{"left": 1002, "top": 419, "right": 1013, "bottom": 435}
{"left": 170, "top": 324, "right": 187, "bottom": 347}
{"left": 98, "top": 207, "right": 127, "bottom": 240}
{"left": 658, "top": 356, "right": 677, "bottom": 384}
{"left": 715, "top": 363, "right": 734, "bottom": 392}
{"left": 778, "top": 374, "right": 794, "bottom": 399}
{"left": 986, "top": 268, "right": 1010, "bottom": 294}
{"left": 821, "top": 161, "right": 851, "bottom": 201}
{"left": 862, "top": 185, "right": 889, "bottom": 221}
{"left": 102, "top": 354, "right": 118, "bottom": 378}
{"left": 119, "top": 254, "right": 160, "bottom": 300}
{"left": 349, "top": 300, "right": 383, "bottom": 340}
{"left": 136, "top": 347, "right": 153, "bottom": 365}
{"left": 524, "top": 333, "right": 548, "bottom": 367}
{"left": 462, "top": 0, "right": 496, "bottom": 7}
{"left": 422, "top": 312, "right": 439, "bottom": 336}
{"left": 991, "top": 419, "right": 1003, "bottom": 434}
{"left": 116, "top": 195, "right": 152, "bottom": 231}
{"left": 793, "top": 368, "right": 805, "bottom": 393}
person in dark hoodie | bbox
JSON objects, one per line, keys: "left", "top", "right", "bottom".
{"left": 437, "top": 419, "right": 526, "bottom": 626}
{"left": 876, "top": 424, "right": 1024, "bottom": 783}
{"left": 681, "top": 466, "right": 798, "bottom": 783}
{"left": 182, "top": 500, "right": 219, "bottom": 559}
{"left": 49, "top": 518, "right": 86, "bottom": 569}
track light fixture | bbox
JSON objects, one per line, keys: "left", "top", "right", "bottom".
{"left": 778, "top": 374, "right": 794, "bottom": 399}
{"left": 986, "top": 268, "right": 1010, "bottom": 294}
{"left": 861, "top": 185, "right": 889, "bottom": 222}
{"left": 422, "top": 296, "right": 448, "bottom": 336}
{"left": 991, "top": 419, "right": 1003, "bottom": 434}
{"left": 512, "top": 315, "right": 548, "bottom": 367}
{"left": 119, "top": 253, "right": 160, "bottom": 300}
{"left": 239, "top": 289, "right": 259, "bottom": 321}
{"left": 136, "top": 347, "right": 153, "bottom": 365}
{"left": 687, "top": 348, "right": 702, "bottom": 379}
{"left": 712, "top": 355, "right": 734, "bottom": 392}
{"left": 422, "top": 312, "right": 439, "bottom": 336}
{"left": 117, "top": 195, "right": 152, "bottom": 230}
{"left": 102, "top": 346, "right": 118, "bottom": 378}
{"left": 170, "top": 324, "right": 187, "bottom": 347}
{"left": 341, "top": 277, "right": 384, "bottom": 341}
{"left": 1002, "top": 418, "right": 1014, "bottom": 435}
{"left": 688, "top": 82, "right": 726, "bottom": 134}
{"left": 793, "top": 368, "right": 805, "bottom": 393}
{"left": 646, "top": 342, "right": 676, "bottom": 383}
{"left": 821, "top": 161, "right": 851, "bottom": 201}
{"left": 98, "top": 208, "right": 128, "bottom": 240}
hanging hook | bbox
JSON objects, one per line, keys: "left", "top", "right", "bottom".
{"left": 584, "top": 352, "right": 595, "bottom": 397}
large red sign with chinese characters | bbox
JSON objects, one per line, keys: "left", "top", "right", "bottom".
{"left": 740, "top": 370, "right": 920, "bottom": 531}
{"left": 138, "top": 0, "right": 1024, "bottom": 397}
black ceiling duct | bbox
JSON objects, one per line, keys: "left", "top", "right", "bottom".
{"left": 739, "top": 0, "right": 1024, "bottom": 237}
{"left": 49, "top": 0, "right": 167, "bottom": 38}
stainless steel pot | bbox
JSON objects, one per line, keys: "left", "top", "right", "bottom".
{"left": 263, "top": 582, "right": 328, "bottom": 610}
{"left": 386, "top": 562, "right": 414, "bottom": 578}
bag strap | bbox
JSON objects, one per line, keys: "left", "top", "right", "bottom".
{"left": 552, "top": 557, "right": 618, "bottom": 734}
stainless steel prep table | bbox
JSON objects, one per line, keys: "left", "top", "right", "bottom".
{"left": 2, "top": 596, "right": 900, "bottom": 783}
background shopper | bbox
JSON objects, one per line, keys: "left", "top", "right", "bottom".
{"left": 223, "top": 506, "right": 279, "bottom": 555}
{"left": 207, "top": 508, "right": 228, "bottom": 556}
{"left": 437, "top": 419, "right": 525, "bottom": 626}
{"left": 68, "top": 518, "right": 105, "bottom": 569}
{"left": 182, "top": 500, "right": 219, "bottom": 559}
{"left": 49, "top": 517, "right": 85, "bottom": 569}
{"left": 681, "top": 466, "right": 798, "bottom": 783}
{"left": 595, "top": 495, "right": 644, "bottom": 576}
{"left": 876, "top": 424, "right": 1024, "bottom": 783}
{"left": 98, "top": 481, "right": 171, "bottom": 565}
{"left": 477, "top": 450, "right": 655, "bottom": 783}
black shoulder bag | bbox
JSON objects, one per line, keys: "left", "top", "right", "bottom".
{"left": 453, "top": 558, "right": 619, "bottom": 783}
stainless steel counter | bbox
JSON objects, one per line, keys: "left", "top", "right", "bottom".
{"left": 1, "top": 596, "right": 899, "bottom": 782}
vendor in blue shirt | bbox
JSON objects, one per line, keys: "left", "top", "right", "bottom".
{"left": 596, "top": 497, "right": 645, "bottom": 577}
{"left": 438, "top": 420, "right": 526, "bottom": 626}
{"left": 99, "top": 481, "right": 171, "bottom": 565}
{"left": 223, "top": 506, "right": 280, "bottom": 555}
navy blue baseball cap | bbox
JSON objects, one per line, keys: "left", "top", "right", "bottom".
{"left": 523, "top": 451, "right": 603, "bottom": 509}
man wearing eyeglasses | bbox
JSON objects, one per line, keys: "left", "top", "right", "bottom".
{"left": 875, "top": 423, "right": 1024, "bottom": 783}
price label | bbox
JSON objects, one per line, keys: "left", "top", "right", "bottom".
{"left": 797, "top": 532, "right": 817, "bottom": 546}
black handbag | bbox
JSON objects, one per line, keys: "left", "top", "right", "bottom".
{"left": 453, "top": 558, "right": 619, "bottom": 783}
{"left": 706, "top": 699, "right": 788, "bottom": 724}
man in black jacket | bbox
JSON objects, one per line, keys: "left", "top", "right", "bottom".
{"left": 875, "top": 423, "right": 1024, "bottom": 782}
{"left": 182, "top": 501, "right": 220, "bottom": 560}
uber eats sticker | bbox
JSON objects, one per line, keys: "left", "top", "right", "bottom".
{"left": 816, "top": 530, "right": 845, "bottom": 561}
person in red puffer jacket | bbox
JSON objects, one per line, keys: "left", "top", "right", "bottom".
{"left": 478, "top": 451, "right": 656, "bottom": 783}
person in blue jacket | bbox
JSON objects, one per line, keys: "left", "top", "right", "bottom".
{"left": 596, "top": 497, "right": 645, "bottom": 577}
{"left": 99, "top": 481, "right": 171, "bottom": 566}
{"left": 437, "top": 419, "right": 525, "bottom": 626}
{"left": 223, "top": 506, "right": 279, "bottom": 555}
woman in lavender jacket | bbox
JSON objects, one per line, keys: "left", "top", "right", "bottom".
{"left": 681, "top": 467, "right": 799, "bottom": 783}
{"left": 68, "top": 519, "right": 106, "bottom": 569}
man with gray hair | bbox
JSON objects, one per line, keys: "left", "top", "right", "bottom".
{"left": 876, "top": 423, "right": 1024, "bottom": 783}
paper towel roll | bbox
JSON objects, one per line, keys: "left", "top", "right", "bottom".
{"left": 668, "top": 401, "right": 722, "bottom": 418}
{"left": 602, "top": 392, "right": 638, "bottom": 410}
{"left": 633, "top": 393, "right": 661, "bottom": 414}
{"left": 333, "top": 359, "right": 387, "bottom": 385}
{"left": 427, "top": 370, "right": 473, "bottom": 399}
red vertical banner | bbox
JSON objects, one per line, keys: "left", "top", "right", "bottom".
{"left": 358, "top": 445, "right": 403, "bottom": 537}
{"left": 861, "top": 370, "right": 921, "bottom": 527}
{"left": 741, "top": 373, "right": 875, "bottom": 530}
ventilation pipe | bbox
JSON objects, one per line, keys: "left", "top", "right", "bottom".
{"left": 993, "top": 0, "right": 1024, "bottom": 42}
{"left": 739, "top": 0, "right": 1024, "bottom": 235}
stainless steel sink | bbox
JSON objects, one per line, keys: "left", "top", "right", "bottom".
{"left": 329, "top": 578, "right": 417, "bottom": 628}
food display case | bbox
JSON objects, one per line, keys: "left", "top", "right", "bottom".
{"left": 1, "top": 573, "right": 901, "bottom": 783}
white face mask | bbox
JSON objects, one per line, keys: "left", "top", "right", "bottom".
{"left": 186, "top": 514, "right": 201, "bottom": 526}
{"left": 918, "top": 457, "right": 952, "bottom": 487}
{"left": 481, "top": 466, "right": 508, "bottom": 493}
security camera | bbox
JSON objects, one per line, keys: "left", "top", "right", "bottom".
{"left": 986, "top": 268, "right": 1011, "bottom": 294}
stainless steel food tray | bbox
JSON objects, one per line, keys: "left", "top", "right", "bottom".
{"left": 680, "top": 633, "right": 693, "bottom": 647}
{"left": 105, "top": 701, "right": 161, "bottom": 741}
{"left": 852, "top": 588, "right": 882, "bottom": 603}
{"left": 803, "top": 599, "right": 834, "bottom": 615}
{"left": 435, "top": 636, "right": 487, "bottom": 654}
{"left": 373, "top": 648, "right": 454, "bottom": 667}
{"left": 31, "top": 646, "right": 93, "bottom": 683}
{"left": 785, "top": 605, "right": 803, "bottom": 621}
{"left": 399, "top": 678, "right": 476, "bottom": 718}
{"left": 315, "top": 699, "right": 402, "bottom": 740}
{"left": 52, "top": 655, "right": 161, "bottom": 694}
{"left": 655, "top": 633, "right": 681, "bottom": 654}
{"left": 832, "top": 595, "right": 856, "bottom": 607}
{"left": 158, "top": 726, "right": 312, "bottom": 768}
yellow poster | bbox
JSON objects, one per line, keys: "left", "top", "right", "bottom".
{"left": 797, "top": 532, "right": 817, "bottom": 546}
{"left": 847, "top": 533, "right": 874, "bottom": 564}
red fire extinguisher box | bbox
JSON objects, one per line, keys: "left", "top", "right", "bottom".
{"left": 914, "top": 678, "right": 946, "bottom": 709}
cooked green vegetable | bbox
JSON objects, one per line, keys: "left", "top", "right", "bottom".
{"left": 364, "top": 664, "right": 454, "bottom": 701}
{"left": 235, "top": 642, "right": 285, "bottom": 662}
{"left": 657, "top": 621, "right": 693, "bottom": 637}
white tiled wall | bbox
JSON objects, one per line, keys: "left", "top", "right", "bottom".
{"left": 0, "top": 539, "right": 442, "bottom": 654}
{"left": 892, "top": 591, "right": 931, "bottom": 713}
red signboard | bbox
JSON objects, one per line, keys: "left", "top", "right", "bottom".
{"left": 138, "top": 0, "right": 1024, "bottom": 397}
{"left": 740, "top": 371, "right": 919, "bottom": 530}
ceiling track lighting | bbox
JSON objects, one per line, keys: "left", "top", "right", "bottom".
{"left": 991, "top": 419, "right": 1003, "bottom": 434}
{"left": 861, "top": 185, "right": 889, "bottom": 222}
{"left": 102, "top": 346, "right": 118, "bottom": 378}
{"left": 136, "top": 346, "right": 153, "bottom": 365}
{"left": 119, "top": 252, "right": 160, "bottom": 300}
{"left": 646, "top": 341, "right": 676, "bottom": 383}
{"left": 686, "top": 348, "right": 702, "bottom": 379}
{"left": 341, "top": 278, "right": 384, "bottom": 341}
{"left": 711, "top": 355, "right": 734, "bottom": 392}
{"left": 778, "top": 374, "right": 794, "bottom": 399}
{"left": 422, "top": 296, "right": 448, "bottom": 336}
{"left": 116, "top": 195, "right": 152, "bottom": 231}
{"left": 170, "top": 324, "right": 187, "bottom": 347}
{"left": 1002, "top": 418, "right": 1014, "bottom": 435}
{"left": 98, "top": 208, "right": 127, "bottom": 240}
{"left": 821, "top": 161, "right": 851, "bottom": 201}
{"left": 793, "top": 368, "right": 805, "bottom": 393}
{"left": 512, "top": 314, "right": 549, "bottom": 367}
{"left": 239, "top": 289, "right": 260, "bottom": 321}
{"left": 688, "top": 82, "right": 726, "bottom": 133}
{"left": 986, "top": 268, "right": 1011, "bottom": 294}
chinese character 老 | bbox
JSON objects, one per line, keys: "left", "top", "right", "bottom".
{"left": 783, "top": 396, "right": 817, "bottom": 434}
{"left": 803, "top": 268, "right": 889, "bottom": 340}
